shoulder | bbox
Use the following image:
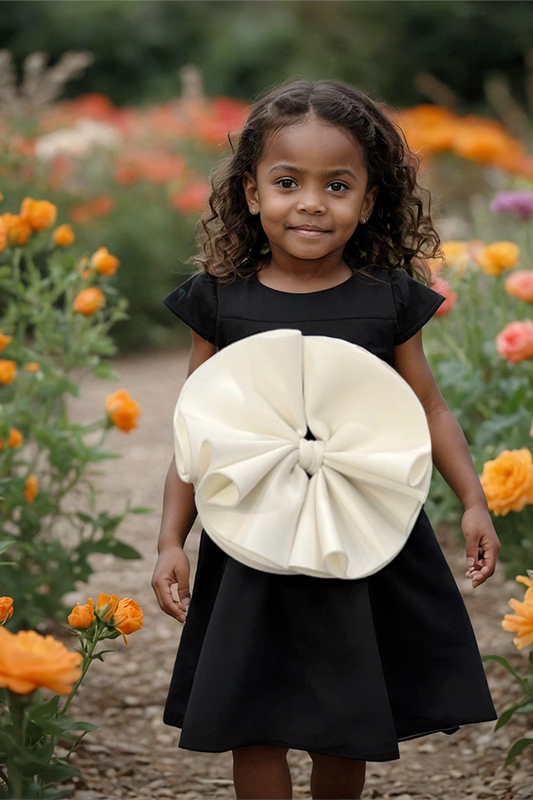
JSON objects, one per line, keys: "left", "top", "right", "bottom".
{"left": 163, "top": 271, "right": 219, "bottom": 345}
{"left": 386, "top": 269, "right": 445, "bottom": 345}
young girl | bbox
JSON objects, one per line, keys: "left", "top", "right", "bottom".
{"left": 152, "top": 78, "right": 500, "bottom": 800}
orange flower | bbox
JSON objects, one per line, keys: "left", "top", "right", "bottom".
{"left": 93, "top": 593, "right": 119, "bottom": 622}
{"left": 0, "top": 216, "right": 6, "bottom": 252}
{"left": 53, "top": 223, "right": 75, "bottom": 246}
{"left": 480, "top": 448, "right": 533, "bottom": 516}
{"left": 91, "top": 246, "right": 120, "bottom": 276}
{"left": 440, "top": 241, "right": 471, "bottom": 276}
{"left": 430, "top": 275, "right": 458, "bottom": 316}
{"left": 68, "top": 598, "right": 95, "bottom": 629}
{"left": 0, "top": 359, "right": 16, "bottom": 385}
{"left": 475, "top": 242, "right": 520, "bottom": 275}
{"left": 0, "top": 333, "right": 12, "bottom": 353}
{"left": 114, "top": 598, "right": 143, "bottom": 646}
{"left": 24, "top": 362, "right": 40, "bottom": 372}
{"left": 105, "top": 389, "right": 141, "bottom": 433}
{"left": 505, "top": 270, "right": 533, "bottom": 303}
{"left": 20, "top": 197, "right": 57, "bottom": 231}
{"left": 1, "top": 428, "right": 23, "bottom": 449}
{"left": 502, "top": 578, "right": 533, "bottom": 650}
{"left": 496, "top": 320, "right": 533, "bottom": 364}
{"left": 0, "top": 597, "right": 13, "bottom": 624}
{"left": 73, "top": 287, "right": 105, "bottom": 316}
{"left": 1, "top": 213, "right": 32, "bottom": 245}
{"left": 25, "top": 475, "right": 38, "bottom": 503}
{"left": 0, "top": 627, "right": 82, "bottom": 694}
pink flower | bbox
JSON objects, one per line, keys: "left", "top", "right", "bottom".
{"left": 505, "top": 271, "right": 533, "bottom": 303}
{"left": 430, "top": 275, "right": 458, "bottom": 316}
{"left": 490, "top": 191, "right": 533, "bottom": 222}
{"left": 496, "top": 320, "right": 533, "bottom": 364}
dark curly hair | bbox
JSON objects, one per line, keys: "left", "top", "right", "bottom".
{"left": 187, "top": 78, "right": 442, "bottom": 283}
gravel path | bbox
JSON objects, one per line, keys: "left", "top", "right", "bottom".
{"left": 56, "top": 348, "right": 533, "bottom": 800}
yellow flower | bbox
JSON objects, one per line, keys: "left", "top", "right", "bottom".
{"left": 1, "top": 212, "right": 32, "bottom": 245}
{"left": 73, "top": 287, "right": 105, "bottom": 316}
{"left": 91, "top": 246, "right": 120, "bottom": 276}
{"left": 105, "top": 389, "right": 141, "bottom": 433}
{"left": 68, "top": 598, "right": 95, "bottom": 629}
{"left": 0, "top": 359, "right": 16, "bottom": 385}
{"left": 502, "top": 577, "right": 533, "bottom": 650}
{"left": 24, "top": 362, "right": 40, "bottom": 372}
{"left": 24, "top": 475, "right": 38, "bottom": 503}
{"left": 53, "top": 223, "right": 75, "bottom": 246}
{"left": 0, "top": 597, "right": 13, "bottom": 624}
{"left": 480, "top": 448, "right": 533, "bottom": 516}
{"left": 114, "top": 598, "right": 143, "bottom": 646}
{"left": 475, "top": 242, "right": 520, "bottom": 275}
{"left": 0, "top": 333, "right": 12, "bottom": 353}
{"left": 0, "top": 627, "right": 82, "bottom": 694}
{"left": 20, "top": 197, "right": 57, "bottom": 231}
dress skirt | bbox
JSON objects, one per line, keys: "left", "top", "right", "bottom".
{"left": 163, "top": 508, "right": 498, "bottom": 762}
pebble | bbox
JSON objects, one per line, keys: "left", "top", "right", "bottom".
{"left": 417, "top": 742, "right": 437, "bottom": 753}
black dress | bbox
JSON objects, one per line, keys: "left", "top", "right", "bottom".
{"left": 161, "top": 266, "right": 498, "bottom": 762}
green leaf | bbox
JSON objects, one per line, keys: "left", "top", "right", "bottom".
{"left": 38, "top": 716, "right": 99, "bottom": 735}
{"left": 92, "top": 361, "right": 121, "bottom": 380}
{"left": 129, "top": 506, "right": 153, "bottom": 514}
{"left": 0, "top": 540, "right": 15, "bottom": 555}
{"left": 30, "top": 694, "right": 60, "bottom": 725}
{"left": 505, "top": 737, "right": 533, "bottom": 765}
{"left": 482, "top": 655, "right": 529, "bottom": 690}
{"left": 41, "top": 762, "right": 80, "bottom": 782}
{"left": 495, "top": 699, "right": 533, "bottom": 730}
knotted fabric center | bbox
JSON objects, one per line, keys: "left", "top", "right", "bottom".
{"left": 298, "top": 437, "right": 325, "bottom": 475}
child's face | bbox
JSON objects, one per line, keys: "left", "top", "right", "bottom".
{"left": 243, "top": 115, "right": 378, "bottom": 268}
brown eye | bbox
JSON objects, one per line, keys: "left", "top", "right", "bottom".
{"left": 276, "top": 178, "right": 297, "bottom": 189}
{"left": 329, "top": 182, "right": 349, "bottom": 193}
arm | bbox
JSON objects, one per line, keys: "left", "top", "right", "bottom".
{"left": 394, "top": 329, "right": 500, "bottom": 589}
{"left": 151, "top": 331, "right": 218, "bottom": 621}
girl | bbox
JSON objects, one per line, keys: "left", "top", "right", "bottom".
{"left": 152, "top": 78, "right": 499, "bottom": 800}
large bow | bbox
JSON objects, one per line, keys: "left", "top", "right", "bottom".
{"left": 174, "top": 330, "right": 432, "bottom": 579}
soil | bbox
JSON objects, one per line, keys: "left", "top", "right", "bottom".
{"left": 50, "top": 348, "right": 533, "bottom": 800}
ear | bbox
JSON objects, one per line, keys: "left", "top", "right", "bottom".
{"left": 243, "top": 171, "right": 260, "bottom": 214}
{"left": 361, "top": 184, "right": 379, "bottom": 221}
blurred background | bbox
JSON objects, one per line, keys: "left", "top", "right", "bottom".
{"left": 1, "top": 0, "right": 533, "bottom": 350}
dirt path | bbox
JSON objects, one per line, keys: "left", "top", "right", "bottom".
{"left": 57, "top": 348, "right": 533, "bottom": 800}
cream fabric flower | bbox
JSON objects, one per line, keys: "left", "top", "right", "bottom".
{"left": 174, "top": 330, "right": 432, "bottom": 579}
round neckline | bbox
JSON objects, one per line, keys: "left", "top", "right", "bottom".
{"left": 253, "top": 270, "right": 358, "bottom": 296}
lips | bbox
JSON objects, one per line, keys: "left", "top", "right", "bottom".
{"left": 290, "top": 225, "right": 329, "bottom": 232}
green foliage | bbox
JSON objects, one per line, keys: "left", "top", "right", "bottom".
{"left": 0, "top": 199, "right": 145, "bottom": 629}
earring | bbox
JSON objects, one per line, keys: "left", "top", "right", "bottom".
{"left": 361, "top": 217, "right": 368, "bottom": 224}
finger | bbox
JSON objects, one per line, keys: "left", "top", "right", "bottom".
{"left": 153, "top": 578, "right": 188, "bottom": 622}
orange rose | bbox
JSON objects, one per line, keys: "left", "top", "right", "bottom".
{"left": 0, "top": 333, "right": 12, "bottom": 353}
{"left": 505, "top": 270, "right": 533, "bottom": 303}
{"left": 0, "top": 216, "right": 6, "bottom": 252}
{"left": 0, "top": 627, "right": 82, "bottom": 694}
{"left": 53, "top": 223, "right": 75, "bottom": 246}
{"left": 20, "top": 197, "right": 57, "bottom": 231}
{"left": 6, "top": 428, "right": 22, "bottom": 448}
{"left": 68, "top": 597, "right": 95, "bottom": 629}
{"left": 430, "top": 275, "right": 458, "bottom": 316}
{"left": 496, "top": 320, "right": 533, "bottom": 364}
{"left": 1, "top": 213, "right": 32, "bottom": 245}
{"left": 24, "top": 362, "right": 40, "bottom": 372}
{"left": 475, "top": 241, "right": 520, "bottom": 275}
{"left": 25, "top": 475, "right": 38, "bottom": 503}
{"left": 114, "top": 598, "right": 143, "bottom": 646}
{"left": 105, "top": 389, "right": 141, "bottom": 433}
{"left": 502, "top": 577, "right": 533, "bottom": 650}
{"left": 91, "top": 246, "right": 120, "bottom": 276}
{"left": 73, "top": 287, "right": 105, "bottom": 316}
{"left": 0, "top": 597, "right": 13, "bottom": 624}
{"left": 0, "top": 359, "right": 16, "bottom": 385}
{"left": 480, "top": 448, "right": 533, "bottom": 516}
{"left": 93, "top": 592, "right": 119, "bottom": 622}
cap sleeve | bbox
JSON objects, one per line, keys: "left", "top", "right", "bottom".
{"left": 163, "top": 272, "right": 218, "bottom": 344}
{"left": 391, "top": 270, "right": 445, "bottom": 345}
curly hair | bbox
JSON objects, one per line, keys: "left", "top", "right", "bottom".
{"left": 187, "top": 78, "right": 442, "bottom": 284}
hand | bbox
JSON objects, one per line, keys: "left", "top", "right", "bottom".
{"left": 151, "top": 545, "right": 191, "bottom": 623}
{"left": 461, "top": 505, "right": 501, "bottom": 588}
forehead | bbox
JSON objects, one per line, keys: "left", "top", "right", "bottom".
{"left": 259, "top": 117, "right": 366, "bottom": 171}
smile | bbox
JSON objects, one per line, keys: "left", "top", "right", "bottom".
{"left": 290, "top": 227, "right": 330, "bottom": 238}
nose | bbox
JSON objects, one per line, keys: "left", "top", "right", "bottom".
{"left": 296, "top": 187, "right": 326, "bottom": 214}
